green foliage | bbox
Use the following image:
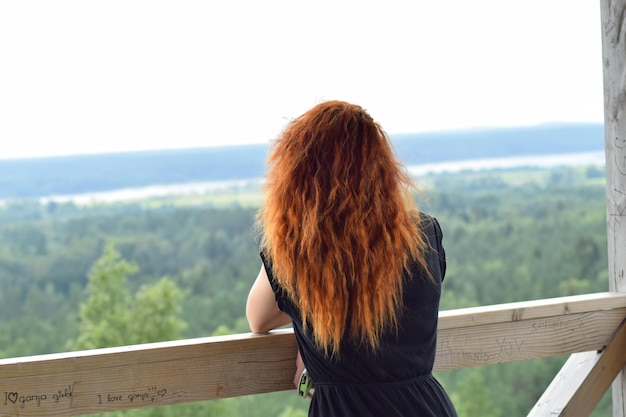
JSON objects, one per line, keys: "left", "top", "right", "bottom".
{"left": 277, "top": 405, "right": 309, "bottom": 417}
{"left": 84, "top": 399, "right": 238, "bottom": 417}
{"left": 133, "top": 278, "right": 187, "bottom": 343}
{"left": 72, "top": 242, "right": 136, "bottom": 349}
{"left": 448, "top": 370, "right": 500, "bottom": 417}
{"left": 70, "top": 242, "right": 186, "bottom": 350}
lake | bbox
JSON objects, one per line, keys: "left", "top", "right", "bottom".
{"left": 39, "top": 151, "right": 605, "bottom": 205}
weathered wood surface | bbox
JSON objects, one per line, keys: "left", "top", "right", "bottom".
{"left": 0, "top": 292, "right": 625, "bottom": 417}
{"left": 435, "top": 292, "right": 626, "bottom": 370}
{"left": 529, "top": 319, "right": 626, "bottom": 417}
{"left": 0, "top": 331, "right": 298, "bottom": 417}
{"left": 601, "top": 0, "right": 626, "bottom": 294}
{"left": 600, "top": 0, "right": 626, "bottom": 414}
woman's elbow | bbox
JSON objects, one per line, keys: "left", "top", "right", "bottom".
{"left": 246, "top": 313, "right": 265, "bottom": 334}
{"left": 246, "top": 302, "right": 290, "bottom": 334}
{"left": 246, "top": 265, "right": 291, "bottom": 333}
{"left": 246, "top": 302, "right": 269, "bottom": 334}
{"left": 247, "top": 316, "right": 278, "bottom": 334}
{"left": 248, "top": 322, "right": 269, "bottom": 334}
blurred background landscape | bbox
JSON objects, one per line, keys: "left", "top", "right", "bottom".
{"left": 0, "top": 0, "right": 611, "bottom": 414}
{"left": 0, "top": 122, "right": 610, "bottom": 416}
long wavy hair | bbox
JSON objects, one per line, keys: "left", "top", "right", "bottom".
{"left": 257, "top": 100, "right": 430, "bottom": 357}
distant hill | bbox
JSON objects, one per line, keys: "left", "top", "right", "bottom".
{"left": 392, "top": 123, "right": 604, "bottom": 163}
{"left": 0, "top": 123, "right": 604, "bottom": 199}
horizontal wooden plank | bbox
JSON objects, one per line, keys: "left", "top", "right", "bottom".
{"left": 0, "top": 331, "right": 295, "bottom": 378}
{"left": 0, "top": 330, "right": 298, "bottom": 416}
{"left": 0, "top": 293, "right": 624, "bottom": 416}
{"left": 438, "top": 292, "right": 626, "bottom": 330}
{"left": 434, "top": 308, "right": 626, "bottom": 371}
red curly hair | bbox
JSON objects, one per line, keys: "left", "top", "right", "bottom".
{"left": 258, "top": 100, "right": 430, "bottom": 357}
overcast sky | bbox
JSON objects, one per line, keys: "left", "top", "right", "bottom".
{"left": 0, "top": 0, "right": 605, "bottom": 159}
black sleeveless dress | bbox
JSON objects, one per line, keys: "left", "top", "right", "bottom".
{"left": 261, "top": 214, "right": 457, "bottom": 417}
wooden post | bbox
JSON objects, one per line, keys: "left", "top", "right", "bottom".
{"left": 600, "top": 0, "right": 626, "bottom": 415}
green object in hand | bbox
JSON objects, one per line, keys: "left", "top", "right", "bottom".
{"left": 297, "top": 368, "right": 314, "bottom": 399}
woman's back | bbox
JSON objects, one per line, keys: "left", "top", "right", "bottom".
{"left": 247, "top": 100, "right": 458, "bottom": 416}
{"left": 262, "top": 214, "right": 457, "bottom": 416}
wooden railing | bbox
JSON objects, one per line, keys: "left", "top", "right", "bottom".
{"left": 1, "top": 292, "right": 625, "bottom": 417}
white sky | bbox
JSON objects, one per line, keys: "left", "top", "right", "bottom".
{"left": 0, "top": 0, "right": 605, "bottom": 159}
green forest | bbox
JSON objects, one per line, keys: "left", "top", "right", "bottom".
{"left": 0, "top": 163, "right": 610, "bottom": 416}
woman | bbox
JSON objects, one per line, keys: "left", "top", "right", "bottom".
{"left": 246, "top": 100, "right": 457, "bottom": 417}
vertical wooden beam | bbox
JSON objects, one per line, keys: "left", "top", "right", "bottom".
{"left": 600, "top": 0, "right": 626, "bottom": 415}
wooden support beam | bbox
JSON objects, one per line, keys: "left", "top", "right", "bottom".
{"left": 528, "top": 319, "right": 626, "bottom": 417}
{"left": 0, "top": 293, "right": 624, "bottom": 416}
{"left": 600, "top": 0, "right": 626, "bottom": 415}
{"left": 601, "top": 0, "right": 626, "bottom": 294}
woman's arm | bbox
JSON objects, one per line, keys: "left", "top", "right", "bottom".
{"left": 293, "top": 350, "right": 306, "bottom": 388}
{"left": 246, "top": 264, "right": 292, "bottom": 333}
